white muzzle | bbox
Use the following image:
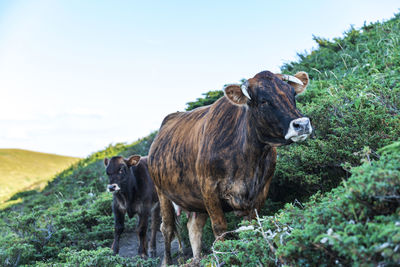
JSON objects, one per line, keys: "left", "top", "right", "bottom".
{"left": 285, "top": 117, "right": 312, "bottom": 142}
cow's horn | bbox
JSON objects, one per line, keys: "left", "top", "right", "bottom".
{"left": 282, "top": 74, "right": 304, "bottom": 85}
{"left": 241, "top": 80, "right": 251, "bottom": 100}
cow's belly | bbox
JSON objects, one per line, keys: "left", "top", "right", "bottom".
{"left": 156, "top": 171, "right": 207, "bottom": 212}
{"left": 168, "top": 193, "right": 206, "bottom": 213}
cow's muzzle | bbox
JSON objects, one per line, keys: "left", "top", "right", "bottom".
{"left": 285, "top": 117, "right": 312, "bottom": 142}
{"left": 107, "top": 183, "right": 120, "bottom": 193}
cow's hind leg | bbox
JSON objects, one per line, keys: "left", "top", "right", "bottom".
{"left": 149, "top": 202, "right": 161, "bottom": 257}
{"left": 187, "top": 212, "right": 208, "bottom": 259}
{"left": 158, "top": 192, "right": 176, "bottom": 266}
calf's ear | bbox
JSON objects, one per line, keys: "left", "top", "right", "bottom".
{"left": 224, "top": 84, "right": 249, "bottom": 105}
{"left": 126, "top": 155, "right": 141, "bottom": 166}
{"left": 104, "top": 158, "right": 109, "bottom": 167}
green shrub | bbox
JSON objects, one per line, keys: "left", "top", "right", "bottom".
{"left": 39, "top": 247, "right": 159, "bottom": 267}
{"left": 205, "top": 141, "right": 400, "bottom": 266}
{"left": 186, "top": 90, "right": 224, "bottom": 111}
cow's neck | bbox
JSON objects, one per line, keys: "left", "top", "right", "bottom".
{"left": 209, "top": 97, "right": 273, "bottom": 164}
{"left": 242, "top": 108, "right": 272, "bottom": 158}
{"left": 115, "top": 170, "right": 137, "bottom": 204}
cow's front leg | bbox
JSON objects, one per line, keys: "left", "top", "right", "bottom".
{"left": 137, "top": 212, "right": 149, "bottom": 257}
{"left": 187, "top": 212, "right": 208, "bottom": 259}
{"left": 149, "top": 202, "right": 161, "bottom": 257}
{"left": 157, "top": 190, "right": 176, "bottom": 266}
{"left": 112, "top": 204, "right": 125, "bottom": 254}
{"left": 201, "top": 181, "right": 227, "bottom": 238}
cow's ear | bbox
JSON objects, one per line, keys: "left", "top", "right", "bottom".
{"left": 276, "top": 71, "right": 309, "bottom": 95}
{"left": 104, "top": 158, "right": 109, "bottom": 167}
{"left": 126, "top": 155, "right": 141, "bottom": 166}
{"left": 224, "top": 84, "right": 248, "bottom": 105}
{"left": 292, "top": 72, "right": 309, "bottom": 95}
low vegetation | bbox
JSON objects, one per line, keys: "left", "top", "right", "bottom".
{"left": 0, "top": 13, "right": 399, "bottom": 267}
{"left": 205, "top": 141, "right": 400, "bottom": 266}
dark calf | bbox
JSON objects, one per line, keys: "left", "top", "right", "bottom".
{"left": 104, "top": 155, "right": 161, "bottom": 257}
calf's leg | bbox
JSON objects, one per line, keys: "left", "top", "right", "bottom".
{"left": 137, "top": 212, "right": 149, "bottom": 257}
{"left": 149, "top": 202, "right": 161, "bottom": 257}
{"left": 112, "top": 206, "right": 125, "bottom": 254}
{"left": 187, "top": 212, "right": 208, "bottom": 259}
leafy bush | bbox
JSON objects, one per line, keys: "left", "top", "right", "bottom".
{"left": 53, "top": 247, "right": 159, "bottom": 267}
{"left": 206, "top": 141, "right": 400, "bottom": 266}
{"left": 186, "top": 90, "right": 224, "bottom": 111}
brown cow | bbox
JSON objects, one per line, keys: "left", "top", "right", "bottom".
{"left": 148, "top": 71, "right": 312, "bottom": 265}
{"left": 104, "top": 155, "right": 161, "bottom": 258}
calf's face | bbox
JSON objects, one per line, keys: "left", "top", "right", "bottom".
{"left": 224, "top": 71, "right": 312, "bottom": 146}
{"left": 103, "top": 155, "right": 141, "bottom": 193}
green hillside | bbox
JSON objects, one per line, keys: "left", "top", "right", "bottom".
{"left": 0, "top": 149, "right": 80, "bottom": 204}
{"left": 0, "top": 13, "right": 399, "bottom": 267}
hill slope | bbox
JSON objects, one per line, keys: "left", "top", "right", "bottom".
{"left": 0, "top": 13, "right": 399, "bottom": 267}
{"left": 0, "top": 149, "right": 80, "bottom": 203}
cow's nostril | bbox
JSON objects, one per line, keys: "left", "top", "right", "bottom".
{"left": 293, "top": 118, "right": 310, "bottom": 132}
{"left": 108, "top": 185, "right": 116, "bottom": 191}
{"left": 293, "top": 122, "right": 301, "bottom": 130}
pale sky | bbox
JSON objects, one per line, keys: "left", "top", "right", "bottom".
{"left": 0, "top": 1, "right": 398, "bottom": 157}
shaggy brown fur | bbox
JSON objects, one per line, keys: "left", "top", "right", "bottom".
{"left": 148, "top": 71, "right": 310, "bottom": 265}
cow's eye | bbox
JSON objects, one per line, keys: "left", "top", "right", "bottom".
{"left": 260, "top": 98, "right": 268, "bottom": 105}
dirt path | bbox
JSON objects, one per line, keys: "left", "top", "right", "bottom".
{"left": 119, "top": 230, "right": 188, "bottom": 265}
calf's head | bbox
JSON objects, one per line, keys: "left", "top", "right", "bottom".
{"left": 224, "top": 70, "right": 312, "bottom": 146}
{"left": 103, "top": 155, "right": 141, "bottom": 193}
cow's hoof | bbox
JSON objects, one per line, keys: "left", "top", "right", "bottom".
{"left": 140, "top": 253, "right": 148, "bottom": 259}
{"left": 149, "top": 249, "right": 156, "bottom": 258}
{"left": 190, "top": 258, "right": 201, "bottom": 267}
{"left": 161, "top": 257, "right": 172, "bottom": 267}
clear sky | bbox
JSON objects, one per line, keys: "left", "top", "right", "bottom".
{"left": 0, "top": 1, "right": 398, "bottom": 157}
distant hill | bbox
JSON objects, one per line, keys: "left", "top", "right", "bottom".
{"left": 0, "top": 149, "right": 80, "bottom": 203}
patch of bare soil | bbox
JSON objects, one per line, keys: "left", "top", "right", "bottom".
{"left": 119, "top": 230, "right": 192, "bottom": 266}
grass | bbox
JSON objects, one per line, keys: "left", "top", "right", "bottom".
{"left": 0, "top": 149, "right": 80, "bottom": 203}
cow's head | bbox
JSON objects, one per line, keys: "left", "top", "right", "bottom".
{"left": 224, "top": 71, "right": 312, "bottom": 146}
{"left": 103, "top": 155, "right": 141, "bottom": 193}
